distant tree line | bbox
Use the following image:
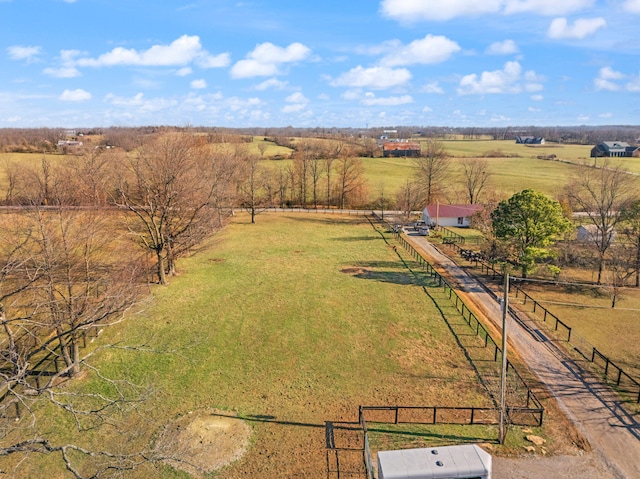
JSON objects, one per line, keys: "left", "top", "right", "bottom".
{"left": 2, "top": 124, "right": 637, "bottom": 154}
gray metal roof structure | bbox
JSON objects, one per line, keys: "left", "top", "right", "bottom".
{"left": 377, "top": 444, "right": 492, "bottom": 479}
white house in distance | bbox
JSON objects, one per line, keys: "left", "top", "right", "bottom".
{"left": 577, "top": 224, "right": 616, "bottom": 243}
{"left": 422, "top": 204, "right": 483, "bottom": 228}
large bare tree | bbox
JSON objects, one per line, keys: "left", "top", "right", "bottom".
{"left": 335, "top": 156, "right": 366, "bottom": 209}
{"left": 115, "top": 133, "right": 236, "bottom": 284}
{"left": 416, "top": 140, "right": 449, "bottom": 205}
{"left": 565, "top": 160, "right": 638, "bottom": 284}
{"left": 459, "top": 158, "right": 492, "bottom": 204}
{"left": 0, "top": 208, "right": 158, "bottom": 478}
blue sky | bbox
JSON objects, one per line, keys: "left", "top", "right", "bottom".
{"left": 1, "top": 0, "right": 639, "bottom": 128}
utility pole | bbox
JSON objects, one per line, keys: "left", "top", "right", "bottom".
{"left": 499, "top": 272, "right": 509, "bottom": 444}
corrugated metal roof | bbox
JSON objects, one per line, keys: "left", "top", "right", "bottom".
{"left": 377, "top": 445, "right": 491, "bottom": 479}
{"left": 423, "top": 204, "right": 483, "bottom": 218}
{"left": 383, "top": 142, "right": 421, "bottom": 151}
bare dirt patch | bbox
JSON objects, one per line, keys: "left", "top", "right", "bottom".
{"left": 155, "top": 410, "right": 252, "bottom": 477}
{"left": 340, "top": 266, "right": 371, "bottom": 275}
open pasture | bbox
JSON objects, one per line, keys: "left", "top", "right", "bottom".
{"left": 11, "top": 213, "right": 506, "bottom": 478}
{"left": 439, "top": 139, "right": 592, "bottom": 161}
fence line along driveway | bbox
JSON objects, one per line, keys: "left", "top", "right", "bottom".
{"left": 405, "top": 233, "right": 640, "bottom": 479}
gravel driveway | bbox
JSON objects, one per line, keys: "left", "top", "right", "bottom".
{"left": 407, "top": 234, "right": 640, "bottom": 479}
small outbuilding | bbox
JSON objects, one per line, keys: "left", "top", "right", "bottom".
{"left": 383, "top": 141, "right": 421, "bottom": 158}
{"left": 577, "top": 224, "right": 616, "bottom": 244}
{"left": 422, "top": 204, "right": 483, "bottom": 228}
{"left": 377, "top": 444, "right": 492, "bottom": 479}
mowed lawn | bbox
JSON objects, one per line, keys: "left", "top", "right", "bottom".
{"left": 16, "top": 213, "right": 493, "bottom": 479}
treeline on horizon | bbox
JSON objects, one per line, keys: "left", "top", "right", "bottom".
{"left": 1, "top": 124, "right": 639, "bottom": 153}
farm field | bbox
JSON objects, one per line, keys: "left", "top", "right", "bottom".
{"left": 7, "top": 213, "right": 523, "bottom": 478}
{"left": 2, "top": 138, "right": 639, "bottom": 204}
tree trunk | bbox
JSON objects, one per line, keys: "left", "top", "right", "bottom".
{"left": 157, "top": 250, "right": 167, "bottom": 285}
{"left": 56, "top": 325, "right": 74, "bottom": 375}
{"left": 597, "top": 259, "right": 603, "bottom": 285}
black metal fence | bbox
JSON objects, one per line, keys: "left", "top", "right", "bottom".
{"left": 378, "top": 220, "right": 545, "bottom": 426}
{"left": 440, "top": 240, "right": 640, "bottom": 404}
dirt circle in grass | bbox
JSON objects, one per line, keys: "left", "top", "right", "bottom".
{"left": 340, "top": 266, "right": 370, "bottom": 275}
{"left": 156, "top": 410, "right": 252, "bottom": 477}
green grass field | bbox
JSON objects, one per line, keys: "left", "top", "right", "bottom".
{"left": 11, "top": 213, "right": 511, "bottom": 478}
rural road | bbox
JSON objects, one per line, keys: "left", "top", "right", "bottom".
{"left": 405, "top": 233, "right": 640, "bottom": 479}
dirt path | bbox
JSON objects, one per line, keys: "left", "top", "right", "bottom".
{"left": 406, "top": 234, "right": 640, "bottom": 479}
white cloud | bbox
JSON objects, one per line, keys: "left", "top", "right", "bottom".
{"left": 282, "top": 104, "right": 307, "bottom": 113}
{"left": 331, "top": 66, "right": 412, "bottom": 89}
{"left": 7, "top": 45, "right": 41, "bottom": 62}
{"left": 531, "top": 94, "right": 544, "bottom": 101}
{"left": 422, "top": 82, "right": 444, "bottom": 94}
{"left": 627, "top": 76, "right": 640, "bottom": 92}
{"left": 594, "top": 67, "right": 624, "bottom": 91}
{"left": 599, "top": 66, "right": 624, "bottom": 80}
{"left": 254, "top": 78, "right": 289, "bottom": 90}
{"left": 361, "top": 93, "right": 413, "bottom": 106}
{"left": 190, "top": 79, "right": 207, "bottom": 89}
{"left": 176, "top": 67, "right": 193, "bottom": 77}
{"left": 458, "top": 61, "right": 530, "bottom": 95}
{"left": 599, "top": 112, "right": 613, "bottom": 118}
{"left": 423, "top": 106, "right": 433, "bottom": 112}
{"left": 282, "top": 92, "right": 309, "bottom": 113}
{"left": 285, "top": 92, "right": 308, "bottom": 103}
{"left": 43, "top": 50, "right": 83, "bottom": 78}
{"left": 486, "top": 40, "right": 519, "bottom": 55}
{"left": 105, "top": 92, "right": 178, "bottom": 112}
{"left": 381, "top": 0, "right": 502, "bottom": 22}
{"left": 59, "top": 89, "right": 91, "bottom": 102}
{"left": 380, "top": 0, "right": 592, "bottom": 22}
{"left": 624, "top": 0, "right": 640, "bottom": 13}
{"left": 43, "top": 67, "right": 81, "bottom": 78}
{"left": 380, "top": 35, "right": 460, "bottom": 66}
{"left": 503, "top": 0, "right": 594, "bottom": 15}
{"left": 528, "top": 106, "right": 541, "bottom": 112}
{"left": 548, "top": 17, "right": 606, "bottom": 39}
{"left": 76, "top": 35, "right": 230, "bottom": 68}
{"left": 231, "top": 42, "right": 311, "bottom": 78}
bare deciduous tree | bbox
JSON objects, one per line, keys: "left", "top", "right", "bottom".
{"left": 0, "top": 208, "right": 159, "bottom": 478}
{"left": 416, "top": 140, "right": 449, "bottom": 205}
{"left": 565, "top": 161, "right": 638, "bottom": 284}
{"left": 115, "top": 133, "right": 236, "bottom": 284}
{"left": 459, "top": 158, "right": 491, "bottom": 204}
{"left": 238, "top": 152, "right": 265, "bottom": 224}
{"left": 396, "top": 180, "right": 426, "bottom": 222}
{"left": 336, "top": 156, "right": 366, "bottom": 209}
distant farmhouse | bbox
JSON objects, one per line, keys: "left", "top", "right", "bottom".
{"left": 591, "top": 141, "right": 638, "bottom": 158}
{"left": 422, "top": 204, "right": 483, "bottom": 228}
{"left": 515, "top": 136, "right": 545, "bottom": 145}
{"left": 382, "top": 141, "right": 421, "bottom": 158}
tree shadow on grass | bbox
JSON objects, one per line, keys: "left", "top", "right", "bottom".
{"left": 353, "top": 269, "right": 429, "bottom": 286}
